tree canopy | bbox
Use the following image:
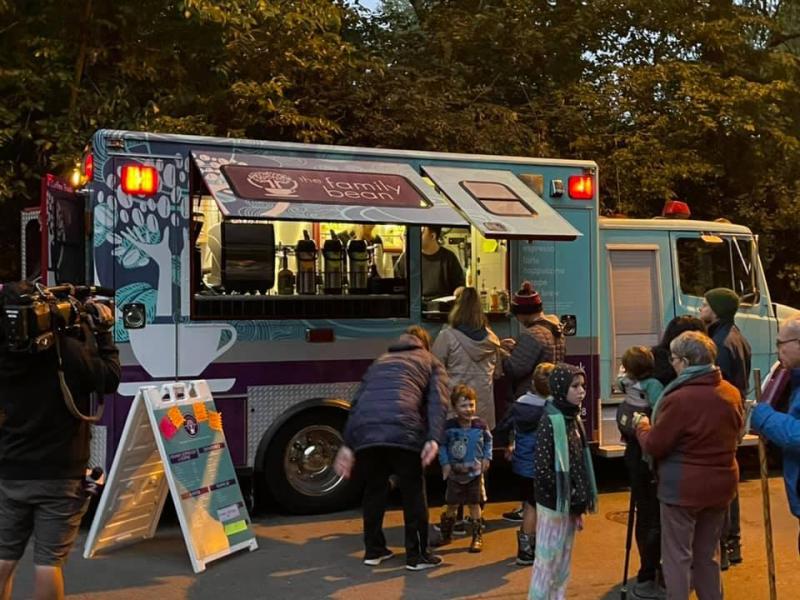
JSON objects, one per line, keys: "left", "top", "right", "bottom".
{"left": 2, "top": 0, "right": 800, "bottom": 303}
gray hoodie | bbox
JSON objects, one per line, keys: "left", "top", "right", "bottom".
{"left": 432, "top": 325, "right": 504, "bottom": 429}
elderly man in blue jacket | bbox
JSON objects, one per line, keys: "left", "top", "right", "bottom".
{"left": 334, "top": 325, "right": 449, "bottom": 571}
{"left": 751, "top": 316, "right": 800, "bottom": 553}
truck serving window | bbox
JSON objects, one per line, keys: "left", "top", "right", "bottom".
{"left": 676, "top": 237, "right": 758, "bottom": 303}
{"left": 190, "top": 194, "right": 409, "bottom": 320}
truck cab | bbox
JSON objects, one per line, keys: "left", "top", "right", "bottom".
{"left": 596, "top": 211, "right": 783, "bottom": 455}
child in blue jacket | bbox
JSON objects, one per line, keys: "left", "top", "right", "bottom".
{"left": 496, "top": 362, "right": 554, "bottom": 565}
{"left": 437, "top": 384, "right": 492, "bottom": 553}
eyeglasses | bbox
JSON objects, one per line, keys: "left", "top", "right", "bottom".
{"left": 776, "top": 338, "right": 800, "bottom": 348}
{"left": 670, "top": 354, "right": 685, "bottom": 364}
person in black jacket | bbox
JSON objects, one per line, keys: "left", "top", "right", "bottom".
{"left": 651, "top": 315, "right": 707, "bottom": 387}
{"left": 0, "top": 281, "right": 120, "bottom": 600}
{"left": 700, "top": 287, "right": 751, "bottom": 569}
{"left": 334, "top": 325, "right": 449, "bottom": 571}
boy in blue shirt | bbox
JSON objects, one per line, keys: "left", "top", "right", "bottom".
{"left": 437, "top": 384, "right": 492, "bottom": 553}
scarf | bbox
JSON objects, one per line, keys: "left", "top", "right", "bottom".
{"left": 546, "top": 364, "right": 599, "bottom": 515}
{"left": 652, "top": 364, "right": 717, "bottom": 423}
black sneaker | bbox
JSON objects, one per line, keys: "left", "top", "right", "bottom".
{"left": 503, "top": 507, "right": 524, "bottom": 522}
{"left": 720, "top": 543, "right": 730, "bottom": 571}
{"left": 406, "top": 553, "right": 443, "bottom": 571}
{"left": 363, "top": 550, "right": 394, "bottom": 566}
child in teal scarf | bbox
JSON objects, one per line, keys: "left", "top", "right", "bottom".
{"left": 529, "top": 363, "right": 598, "bottom": 600}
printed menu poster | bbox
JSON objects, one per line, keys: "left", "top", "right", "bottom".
{"left": 152, "top": 393, "right": 255, "bottom": 561}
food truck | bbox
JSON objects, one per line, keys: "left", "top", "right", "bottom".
{"left": 32, "top": 129, "right": 792, "bottom": 513}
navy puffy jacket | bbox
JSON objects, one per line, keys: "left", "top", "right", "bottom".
{"left": 343, "top": 334, "right": 449, "bottom": 453}
{"left": 495, "top": 392, "right": 548, "bottom": 478}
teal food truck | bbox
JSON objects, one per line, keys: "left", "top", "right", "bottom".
{"left": 27, "top": 130, "right": 794, "bottom": 513}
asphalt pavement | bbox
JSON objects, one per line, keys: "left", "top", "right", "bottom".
{"left": 6, "top": 457, "right": 800, "bottom": 599}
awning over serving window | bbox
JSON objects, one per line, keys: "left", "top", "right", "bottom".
{"left": 191, "top": 150, "right": 468, "bottom": 226}
{"left": 421, "top": 166, "right": 581, "bottom": 240}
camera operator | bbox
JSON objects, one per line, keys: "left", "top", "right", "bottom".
{"left": 0, "top": 281, "right": 120, "bottom": 600}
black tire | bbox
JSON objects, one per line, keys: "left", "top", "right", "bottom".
{"left": 263, "top": 408, "right": 362, "bottom": 514}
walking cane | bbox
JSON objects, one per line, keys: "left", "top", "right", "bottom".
{"left": 754, "top": 369, "right": 778, "bottom": 600}
{"left": 620, "top": 486, "right": 636, "bottom": 600}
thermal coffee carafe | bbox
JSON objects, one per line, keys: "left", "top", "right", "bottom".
{"left": 322, "top": 231, "right": 344, "bottom": 295}
{"left": 347, "top": 239, "right": 369, "bottom": 294}
{"left": 277, "top": 246, "right": 295, "bottom": 295}
{"left": 296, "top": 231, "right": 317, "bottom": 295}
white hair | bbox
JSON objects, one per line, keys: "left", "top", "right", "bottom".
{"left": 780, "top": 316, "right": 800, "bottom": 338}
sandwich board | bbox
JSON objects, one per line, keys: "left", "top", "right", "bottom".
{"left": 84, "top": 380, "right": 258, "bottom": 573}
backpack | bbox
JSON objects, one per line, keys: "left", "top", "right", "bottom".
{"left": 615, "top": 380, "right": 652, "bottom": 441}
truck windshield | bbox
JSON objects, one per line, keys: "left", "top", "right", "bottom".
{"left": 676, "top": 236, "right": 758, "bottom": 303}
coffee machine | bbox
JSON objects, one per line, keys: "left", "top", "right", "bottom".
{"left": 295, "top": 230, "right": 317, "bottom": 295}
{"left": 347, "top": 239, "right": 369, "bottom": 294}
{"left": 322, "top": 231, "right": 344, "bottom": 295}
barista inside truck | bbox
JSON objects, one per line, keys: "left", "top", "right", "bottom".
{"left": 394, "top": 225, "right": 466, "bottom": 299}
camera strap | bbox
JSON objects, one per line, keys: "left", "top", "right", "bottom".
{"left": 54, "top": 334, "right": 105, "bottom": 423}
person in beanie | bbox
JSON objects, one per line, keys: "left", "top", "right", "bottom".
{"left": 701, "top": 288, "right": 751, "bottom": 397}
{"left": 504, "top": 282, "right": 566, "bottom": 401}
{"left": 700, "top": 287, "right": 751, "bottom": 569}
{"left": 500, "top": 282, "right": 566, "bottom": 524}
{"left": 529, "top": 363, "right": 598, "bottom": 600}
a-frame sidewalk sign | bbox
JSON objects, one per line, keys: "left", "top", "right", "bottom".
{"left": 84, "top": 380, "right": 258, "bottom": 573}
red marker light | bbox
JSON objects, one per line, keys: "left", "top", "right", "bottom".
{"left": 121, "top": 164, "right": 158, "bottom": 195}
{"left": 83, "top": 153, "right": 94, "bottom": 182}
{"left": 662, "top": 200, "right": 691, "bottom": 218}
{"left": 568, "top": 175, "right": 593, "bottom": 200}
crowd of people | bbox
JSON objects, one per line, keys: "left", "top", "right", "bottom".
{"left": 330, "top": 280, "right": 800, "bottom": 600}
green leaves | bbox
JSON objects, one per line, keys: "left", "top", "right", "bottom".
{"left": 1, "top": 0, "right": 800, "bottom": 302}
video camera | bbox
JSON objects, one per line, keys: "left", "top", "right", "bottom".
{"left": 1, "top": 283, "right": 115, "bottom": 353}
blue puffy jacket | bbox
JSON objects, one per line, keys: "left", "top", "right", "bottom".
{"left": 343, "top": 334, "right": 449, "bottom": 453}
{"left": 495, "top": 392, "right": 548, "bottom": 478}
{"left": 751, "top": 368, "right": 800, "bottom": 518}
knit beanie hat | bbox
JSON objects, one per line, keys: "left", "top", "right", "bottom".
{"left": 704, "top": 288, "right": 739, "bottom": 322}
{"left": 511, "top": 281, "right": 543, "bottom": 315}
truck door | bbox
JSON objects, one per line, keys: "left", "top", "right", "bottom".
{"left": 40, "top": 175, "right": 86, "bottom": 286}
{"left": 670, "top": 232, "right": 775, "bottom": 393}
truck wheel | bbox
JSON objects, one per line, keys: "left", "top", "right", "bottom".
{"left": 264, "top": 409, "right": 361, "bottom": 514}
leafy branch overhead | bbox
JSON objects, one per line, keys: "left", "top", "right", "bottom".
{"left": 1, "top": 0, "right": 800, "bottom": 303}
